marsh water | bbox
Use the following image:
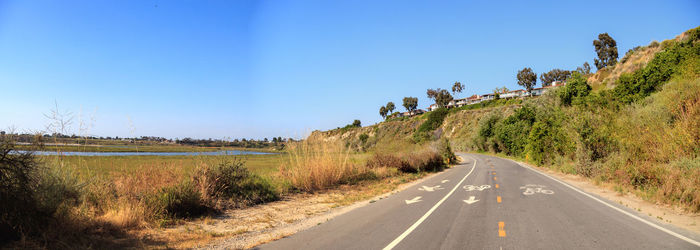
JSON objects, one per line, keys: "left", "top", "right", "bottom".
{"left": 17, "top": 150, "right": 276, "bottom": 156}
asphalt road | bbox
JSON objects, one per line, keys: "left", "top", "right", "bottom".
{"left": 258, "top": 153, "right": 700, "bottom": 249}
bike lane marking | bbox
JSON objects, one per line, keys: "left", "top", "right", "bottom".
{"left": 383, "top": 156, "right": 478, "bottom": 250}
{"left": 516, "top": 161, "right": 700, "bottom": 247}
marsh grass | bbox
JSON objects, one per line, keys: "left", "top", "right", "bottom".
{"left": 280, "top": 140, "right": 370, "bottom": 192}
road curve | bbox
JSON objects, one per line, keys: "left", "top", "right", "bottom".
{"left": 257, "top": 153, "right": 700, "bottom": 249}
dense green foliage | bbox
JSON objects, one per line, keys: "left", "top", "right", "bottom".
{"left": 559, "top": 72, "right": 592, "bottom": 106}
{"left": 474, "top": 111, "right": 502, "bottom": 152}
{"left": 146, "top": 181, "right": 208, "bottom": 219}
{"left": 493, "top": 105, "right": 536, "bottom": 156}
{"left": 611, "top": 29, "right": 699, "bottom": 103}
{"left": 467, "top": 27, "right": 700, "bottom": 211}
{"left": 413, "top": 108, "right": 448, "bottom": 143}
{"left": 195, "top": 159, "right": 279, "bottom": 208}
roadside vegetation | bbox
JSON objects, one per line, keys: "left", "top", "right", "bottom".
{"left": 0, "top": 134, "right": 287, "bottom": 247}
{"left": 2, "top": 124, "right": 455, "bottom": 248}
{"left": 465, "top": 27, "right": 699, "bottom": 211}
{"left": 319, "top": 26, "right": 699, "bottom": 212}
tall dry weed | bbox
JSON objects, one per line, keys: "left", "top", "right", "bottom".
{"left": 280, "top": 140, "right": 367, "bottom": 192}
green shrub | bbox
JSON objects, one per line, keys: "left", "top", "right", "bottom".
{"left": 358, "top": 133, "right": 369, "bottom": 144}
{"left": 613, "top": 28, "right": 699, "bottom": 103}
{"left": 0, "top": 139, "right": 42, "bottom": 242}
{"left": 492, "top": 105, "right": 536, "bottom": 156}
{"left": 559, "top": 72, "right": 592, "bottom": 106}
{"left": 473, "top": 111, "right": 502, "bottom": 151}
{"left": 436, "top": 138, "right": 457, "bottom": 164}
{"left": 494, "top": 120, "right": 531, "bottom": 156}
{"left": 34, "top": 166, "right": 84, "bottom": 218}
{"left": 525, "top": 112, "right": 570, "bottom": 166}
{"left": 195, "top": 158, "right": 278, "bottom": 208}
{"left": 146, "top": 181, "right": 208, "bottom": 219}
{"left": 413, "top": 108, "right": 448, "bottom": 143}
{"left": 0, "top": 138, "right": 88, "bottom": 243}
{"left": 573, "top": 116, "right": 618, "bottom": 177}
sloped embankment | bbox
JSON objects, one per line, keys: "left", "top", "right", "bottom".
{"left": 314, "top": 26, "right": 700, "bottom": 212}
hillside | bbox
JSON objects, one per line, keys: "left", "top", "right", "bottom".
{"left": 311, "top": 26, "right": 700, "bottom": 211}
{"left": 588, "top": 27, "right": 698, "bottom": 90}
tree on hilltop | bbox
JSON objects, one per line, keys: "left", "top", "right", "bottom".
{"left": 593, "top": 33, "right": 619, "bottom": 70}
{"left": 402, "top": 97, "right": 418, "bottom": 114}
{"left": 426, "top": 88, "right": 453, "bottom": 108}
{"left": 386, "top": 102, "right": 396, "bottom": 115}
{"left": 451, "top": 81, "right": 465, "bottom": 96}
{"left": 517, "top": 67, "right": 537, "bottom": 95}
{"left": 379, "top": 106, "right": 388, "bottom": 119}
{"left": 540, "top": 69, "right": 572, "bottom": 87}
{"left": 576, "top": 62, "right": 592, "bottom": 75}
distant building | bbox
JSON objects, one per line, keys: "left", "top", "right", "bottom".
{"left": 426, "top": 103, "right": 439, "bottom": 111}
{"left": 411, "top": 109, "right": 426, "bottom": 115}
{"left": 422, "top": 81, "right": 569, "bottom": 114}
{"left": 466, "top": 94, "right": 482, "bottom": 105}
{"left": 500, "top": 89, "right": 525, "bottom": 99}
{"left": 481, "top": 93, "right": 496, "bottom": 101}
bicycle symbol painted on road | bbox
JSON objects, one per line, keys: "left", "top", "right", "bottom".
{"left": 519, "top": 184, "right": 554, "bottom": 195}
{"left": 463, "top": 185, "right": 491, "bottom": 191}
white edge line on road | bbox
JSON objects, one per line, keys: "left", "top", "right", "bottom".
{"left": 514, "top": 158, "right": 700, "bottom": 247}
{"left": 383, "top": 156, "right": 477, "bottom": 250}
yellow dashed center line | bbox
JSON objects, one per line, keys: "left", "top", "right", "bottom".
{"left": 494, "top": 176, "right": 497, "bottom": 181}
{"left": 495, "top": 184, "right": 499, "bottom": 189}
{"left": 497, "top": 196, "right": 502, "bottom": 203}
{"left": 498, "top": 221, "right": 506, "bottom": 237}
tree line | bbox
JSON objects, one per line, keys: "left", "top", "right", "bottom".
{"left": 515, "top": 33, "right": 616, "bottom": 94}
{"left": 359, "top": 32, "right": 619, "bottom": 126}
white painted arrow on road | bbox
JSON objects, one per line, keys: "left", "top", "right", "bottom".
{"left": 405, "top": 196, "right": 422, "bottom": 204}
{"left": 419, "top": 185, "right": 443, "bottom": 192}
{"left": 463, "top": 196, "right": 479, "bottom": 204}
{"left": 441, "top": 180, "right": 450, "bottom": 183}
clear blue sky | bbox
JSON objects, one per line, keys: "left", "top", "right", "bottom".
{"left": 1, "top": 0, "right": 698, "bottom": 140}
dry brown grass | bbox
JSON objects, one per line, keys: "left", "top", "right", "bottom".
{"left": 280, "top": 140, "right": 369, "bottom": 192}
{"left": 587, "top": 44, "right": 662, "bottom": 89}
{"left": 365, "top": 147, "right": 445, "bottom": 173}
{"left": 98, "top": 201, "right": 148, "bottom": 228}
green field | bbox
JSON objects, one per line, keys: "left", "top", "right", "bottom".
{"left": 44, "top": 153, "right": 286, "bottom": 180}
{"left": 18, "top": 144, "right": 280, "bottom": 153}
